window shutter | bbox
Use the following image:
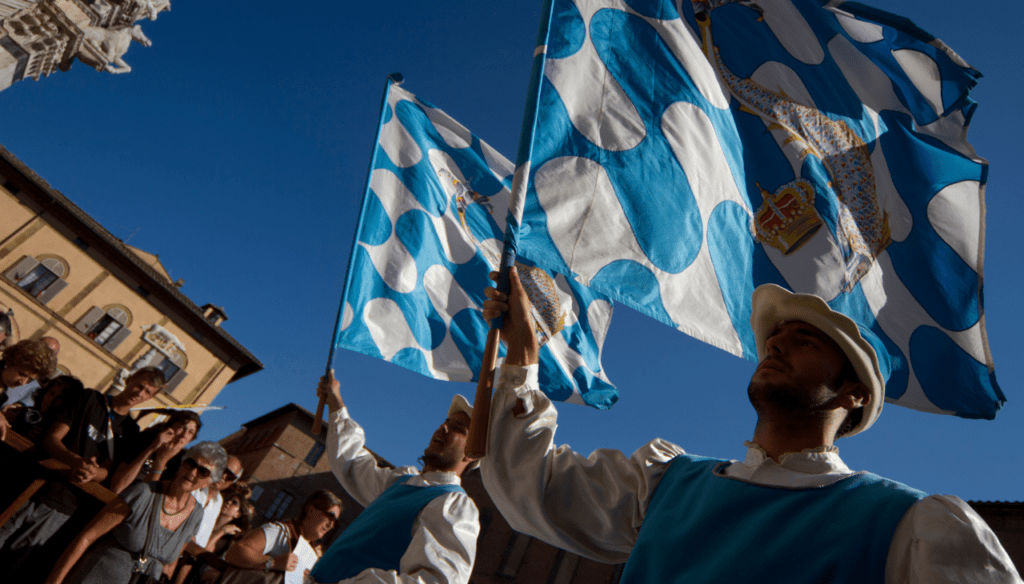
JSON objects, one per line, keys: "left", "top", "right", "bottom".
{"left": 103, "top": 325, "right": 132, "bottom": 351}
{"left": 304, "top": 442, "right": 326, "bottom": 466}
{"left": 74, "top": 307, "right": 106, "bottom": 333}
{"left": 36, "top": 278, "right": 67, "bottom": 304}
{"left": 276, "top": 494, "right": 295, "bottom": 519}
{"left": 109, "top": 307, "right": 129, "bottom": 325}
{"left": 4, "top": 256, "right": 38, "bottom": 282}
{"left": 39, "top": 258, "right": 65, "bottom": 278}
{"left": 162, "top": 369, "right": 188, "bottom": 395}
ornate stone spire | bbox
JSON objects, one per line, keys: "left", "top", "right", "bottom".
{"left": 0, "top": 0, "right": 168, "bottom": 91}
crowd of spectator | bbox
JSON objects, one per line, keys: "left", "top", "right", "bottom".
{"left": 0, "top": 336, "right": 340, "bottom": 584}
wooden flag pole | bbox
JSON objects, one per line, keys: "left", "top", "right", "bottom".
{"left": 465, "top": 0, "right": 557, "bottom": 459}
{"left": 311, "top": 364, "right": 329, "bottom": 436}
{"left": 311, "top": 73, "right": 403, "bottom": 437}
{"left": 467, "top": 328, "right": 501, "bottom": 459}
{"left": 467, "top": 258, "right": 514, "bottom": 460}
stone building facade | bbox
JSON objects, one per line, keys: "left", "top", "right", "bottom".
{"left": 0, "top": 0, "right": 166, "bottom": 92}
{"left": 218, "top": 403, "right": 390, "bottom": 549}
{"left": 220, "top": 403, "right": 624, "bottom": 583}
{"left": 0, "top": 144, "right": 261, "bottom": 419}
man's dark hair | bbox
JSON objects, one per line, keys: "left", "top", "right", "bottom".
{"left": 834, "top": 360, "right": 863, "bottom": 439}
{"left": 39, "top": 375, "right": 84, "bottom": 401}
{"left": 298, "top": 489, "right": 344, "bottom": 525}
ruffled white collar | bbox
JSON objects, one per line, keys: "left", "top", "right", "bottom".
{"left": 741, "top": 440, "right": 851, "bottom": 475}
{"left": 396, "top": 466, "right": 462, "bottom": 486}
{"left": 420, "top": 470, "right": 461, "bottom": 484}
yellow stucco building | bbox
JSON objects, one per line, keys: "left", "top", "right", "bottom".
{"left": 0, "top": 144, "right": 261, "bottom": 423}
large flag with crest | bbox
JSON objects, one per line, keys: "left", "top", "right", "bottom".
{"left": 333, "top": 81, "right": 617, "bottom": 408}
{"left": 509, "top": 0, "right": 1001, "bottom": 418}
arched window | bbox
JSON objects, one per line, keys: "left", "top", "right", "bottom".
{"left": 155, "top": 348, "right": 188, "bottom": 389}
{"left": 89, "top": 307, "right": 129, "bottom": 344}
{"left": 0, "top": 308, "right": 13, "bottom": 344}
{"left": 4, "top": 255, "right": 69, "bottom": 305}
{"left": 75, "top": 305, "right": 134, "bottom": 351}
{"left": 156, "top": 351, "right": 188, "bottom": 394}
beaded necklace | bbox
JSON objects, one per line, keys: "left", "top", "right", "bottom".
{"left": 161, "top": 493, "right": 189, "bottom": 517}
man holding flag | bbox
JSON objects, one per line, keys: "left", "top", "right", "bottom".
{"left": 308, "top": 371, "right": 479, "bottom": 584}
{"left": 480, "top": 267, "right": 1020, "bottom": 583}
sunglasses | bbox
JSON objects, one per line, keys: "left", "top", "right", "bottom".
{"left": 317, "top": 508, "right": 340, "bottom": 523}
{"left": 183, "top": 457, "right": 214, "bottom": 479}
{"left": 222, "top": 469, "right": 238, "bottom": 483}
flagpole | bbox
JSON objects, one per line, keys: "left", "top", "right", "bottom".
{"left": 313, "top": 73, "right": 402, "bottom": 435}
{"left": 467, "top": 0, "right": 557, "bottom": 459}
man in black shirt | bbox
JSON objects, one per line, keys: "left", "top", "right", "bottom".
{"left": 0, "top": 366, "right": 165, "bottom": 571}
{"left": 43, "top": 368, "right": 160, "bottom": 483}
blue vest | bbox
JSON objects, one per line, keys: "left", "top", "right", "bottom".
{"left": 310, "top": 475, "right": 465, "bottom": 582}
{"left": 620, "top": 454, "right": 926, "bottom": 584}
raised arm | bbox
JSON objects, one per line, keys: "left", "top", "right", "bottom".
{"left": 205, "top": 522, "right": 241, "bottom": 551}
{"left": 482, "top": 267, "right": 539, "bottom": 369}
{"left": 110, "top": 427, "right": 175, "bottom": 494}
{"left": 144, "top": 431, "right": 190, "bottom": 482}
{"left": 480, "top": 267, "right": 685, "bottom": 562}
{"left": 224, "top": 524, "right": 298, "bottom": 572}
{"left": 317, "top": 372, "right": 407, "bottom": 506}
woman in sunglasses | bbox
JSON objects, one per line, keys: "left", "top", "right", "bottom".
{"left": 43, "top": 441, "right": 229, "bottom": 584}
{"left": 203, "top": 485, "right": 255, "bottom": 555}
{"left": 222, "top": 490, "right": 343, "bottom": 584}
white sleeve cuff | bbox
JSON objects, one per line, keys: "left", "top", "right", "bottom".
{"left": 495, "top": 359, "right": 539, "bottom": 396}
{"left": 332, "top": 406, "right": 350, "bottom": 424}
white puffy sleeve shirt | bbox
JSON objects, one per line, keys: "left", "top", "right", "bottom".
{"left": 324, "top": 407, "right": 479, "bottom": 584}
{"left": 480, "top": 364, "right": 1022, "bottom": 584}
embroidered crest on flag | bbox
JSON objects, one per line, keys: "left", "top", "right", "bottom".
{"left": 334, "top": 83, "right": 617, "bottom": 408}
{"left": 513, "top": 0, "right": 1000, "bottom": 418}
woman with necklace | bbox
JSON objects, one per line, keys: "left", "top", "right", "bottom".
{"left": 43, "top": 441, "right": 229, "bottom": 584}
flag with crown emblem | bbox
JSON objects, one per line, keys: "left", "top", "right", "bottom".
{"left": 332, "top": 81, "right": 617, "bottom": 408}
{"left": 509, "top": 0, "right": 1000, "bottom": 418}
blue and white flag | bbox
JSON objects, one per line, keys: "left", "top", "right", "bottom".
{"left": 333, "top": 82, "right": 617, "bottom": 408}
{"left": 513, "top": 0, "right": 1001, "bottom": 417}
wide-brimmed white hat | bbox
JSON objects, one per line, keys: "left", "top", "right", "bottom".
{"left": 446, "top": 394, "right": 478, "bottom": 467}
{"left": 750, "top": 284, "right": 886, "bottom": 436}
{"left": 447, "top": 394, "right": 473, "bottom": 420}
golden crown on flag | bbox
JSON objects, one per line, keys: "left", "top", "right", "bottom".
{"left": 753, "top": 179, "right": 823, "bottom": 255}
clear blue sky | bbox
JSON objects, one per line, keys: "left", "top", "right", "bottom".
{"left": 0, "top": 0, "right": 1020, "bottom": 502}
